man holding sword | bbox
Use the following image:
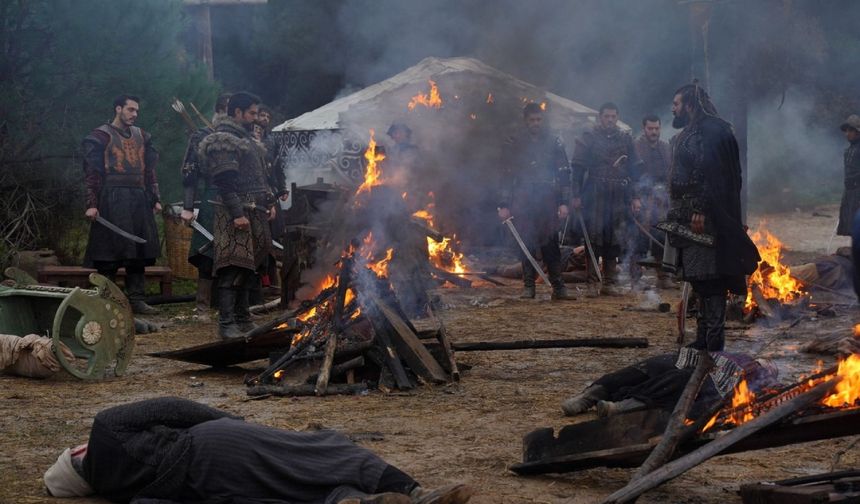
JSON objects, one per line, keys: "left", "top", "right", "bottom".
{"left": 498, "top": 103, "right": 575, "bottom": 301}
{"left": 82, "top": 94, "right": 162, "bottom": 315}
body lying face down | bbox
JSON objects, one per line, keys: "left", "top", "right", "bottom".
{"left": 44, "top": 397, "right": 474, "bottom": 504}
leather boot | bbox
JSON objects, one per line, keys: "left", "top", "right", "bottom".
{"left": 218, "top": 288, "right": 244, "bottom": 339}
{"left": 601, "top": 257, "right": 624, "bottom": 296}
{"left": 194, "top": 278, "right": 213, "bottom": 322}
{"left": 699, "top": 295, "right": 727, "bottom": 351}
{"left": 234, "top": 285, "right": 258, "bottom": 333}
{"left": 520, "top": 259, "right": 536, "bottom": 299}
{"left": 596, "top": 398, "right": 646, "bottom": 418}
{"left": 126, "top": 273, "right": 159, "bottom": 315}
{"left": 548, "top": 258, "right": 575, "bottom": 300}
{"left": 561, "top": 385, "right": 607, "bottom": 416}
{"left": 410, "top": 483, "right": 475, "bottom": 504}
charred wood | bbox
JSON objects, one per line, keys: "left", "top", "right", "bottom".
{"left": 449, "top": 338, "right": 648, "bottom": 351}
{"left": 306, "top": 356, "right": 366, "bottom": 385}
{"left": 601, "top": 378, "right": 841, "bottom": 504}
{"left": 248, "top": 383, "right": 369, "bottom": 397}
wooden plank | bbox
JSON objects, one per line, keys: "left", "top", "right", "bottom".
{"left": 601, "top": 378, "right": 841, "bottom": 504}
{"left": 428, "top": 304, "right": 459, "bottom": 381}
{"left": 368, "top": 293, "right": 448, "bottom": 383}
{"left": 248, "top": 383, "right": 368, "bottom": 397}
{"left": 366, "top": 312, "right": 413, "bottom": 390}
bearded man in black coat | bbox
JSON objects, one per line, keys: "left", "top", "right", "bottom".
{"left": 663, "top": 83, "right": 760, "bottom": 353}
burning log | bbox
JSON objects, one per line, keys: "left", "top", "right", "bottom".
{"left": 366, "top": 292, "right": 448, "bottom": 384}
{"left": 431, "top": 266, "right": 472, "bottom": 288}
{"left": 305, "top": 356, "right": 366, "bottom": 385}
{"left": 248, "top": 383, "right": 369, "bottom": 397}
{"left": 315, "top": 256, "right": 352, "bottom": 396}
{"left": 601, "top": 377, "right": 841, "bottom": 504}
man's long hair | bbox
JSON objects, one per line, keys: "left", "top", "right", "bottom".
{"left": 674, "top": 81, "right": 719, "bottom": 119}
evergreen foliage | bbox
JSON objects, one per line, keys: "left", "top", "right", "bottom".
{"left": 0, "top": 0, "right": 218, "bottom": 265}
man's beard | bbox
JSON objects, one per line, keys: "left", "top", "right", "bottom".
{"left": 672, "top": 113, "right": 689, "bottom": 129}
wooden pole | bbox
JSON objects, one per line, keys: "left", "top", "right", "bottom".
{"left": 601, "top": 377, "right": 841, "bottom": 504}
{"left": 451, "top": 338, "right": 648, "bottom": 351}
{"left": 632, "top": 351, "right": 713, "bottom": 480}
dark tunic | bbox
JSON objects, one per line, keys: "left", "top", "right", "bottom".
{"left": 595, "top": 352, "right": 779, "bottom": 415}
{"left": 501, "top": 130, "right": 570, "bottom": 247}
{"left": 571, "top": 125, "right": 642, "bottom": 251}
{"left": 634, "top": 136, "right": 671, "bottom": 253}
{"left": 82, "top": 397, "right": 390, "bottom": 504}
{"left": 82, "top": 124, "right": 161, "bottom": 266}
{"left": 198, "top": 116, "right": 277, "bottom": 273}
{"left": 182, "top": 125, "right": 216, "bottom": 267}
{"left": 837, "top": 140, "right": 860, "bottom": 236}
{"left": 668, "top": 116, "right": 759, "bottom": 294}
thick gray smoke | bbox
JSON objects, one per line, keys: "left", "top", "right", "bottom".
{"left": 748, "top": 92, "right": 845, "bottom": 212}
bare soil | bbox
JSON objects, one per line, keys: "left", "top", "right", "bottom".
{"left": 2, "top": 205, "right": 859, "bottom": 504}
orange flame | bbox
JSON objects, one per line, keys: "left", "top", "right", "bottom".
{"left": 729, "top": 379, "right": 756, "bottom": 425}
{"left": 274, "top": 370, "right": 284, "bottom": 380}
{"left": 745, "top": 227, "right": 804, "bottom": 309}
{"left": 357, "top": 130, "right": 385, "bottom": 195}
{"left": 486, "top": 92, "right": 494, "bottom": 104}
{"left": 427, "top": 236, "right": 467, "bottom": 274}
{"left": 540, "top": 101, "right": 547, "bottom": 111}
{"left": 408, "top": 80, "right": 442, "bottom": 110}
{"left": 469, "top": 113, "right": 477, "bottom": 120}
{"left": 369, "top": 248, "right": 394, "bottom": 278}
{"left": 822, "top": 354, "right": 860, "bottom": 408}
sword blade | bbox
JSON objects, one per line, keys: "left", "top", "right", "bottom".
{"left": 95, "top": 216, "right": 147, "bottom": 244}
{"left": 576, "top": 211, "right": 602, "bottom": 283}
{"left": 503, "top": 217, "right": 552, "bottom": 288}
{"left": 189, "top": 220, "right": 214, "bottom": 242}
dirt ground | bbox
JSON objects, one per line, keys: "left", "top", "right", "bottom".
{"left": 2, "top": 204, "right": 859, "bottom": 504}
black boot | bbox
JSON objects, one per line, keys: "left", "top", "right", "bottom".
{"left": 218, "top": 288, "right": 244, "bottom": 339}
{"left": 520, "top": 259, "right": 536, "bottom": 299}
{"left": 548, "top": 256, "right": 575, "bottom": 300}
{"left": 126, "top": 273, "right": 159, "bottom": 315}
{"left": 700, "top": 295, "right": 727, "bottom": 351}
{"left": 234, "top": 285, "right": 258, "bottom": 333}
{"left": 194, "top": 278, "right": 213, "bottom": 322}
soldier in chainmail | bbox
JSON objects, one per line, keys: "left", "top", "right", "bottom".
{"left": 837, "top": 114, "right": 860, "bottom": 236}
{"left": 665, "top": 83, "right": 759, "bottom": 355}
{"left": 498, "top": 103, "right": 575, "bottom": 300}
{"left": 82, "top": 95, "right": 161, "bottom": 315}
{"left": 571, "top": 103, "right": 643, "bottom": 297}
{"left": 633, "top": 114, "right": 673, "bottom": 289}
{"left": 198, "top": 92, "right": 282, "bottom": 339}
{"left": 180, "top": 93, "right": 231, "bottom": 322}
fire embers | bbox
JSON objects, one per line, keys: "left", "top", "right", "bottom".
{"left": 699, "top": 353, "right": 860, "bottom": 433}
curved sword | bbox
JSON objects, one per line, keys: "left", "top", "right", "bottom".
{"left": 576, "top": 211, "right": 602, "bottom": 283}
{"left": 95, "top": 216, "right": 146, "bottom": 244}
{"left": 502, "top": 217, "right": 552, "bottom": 288}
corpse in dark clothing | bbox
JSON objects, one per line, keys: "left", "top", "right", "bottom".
{"left": 45, "top": 397, "right": 472, "bottom": 504}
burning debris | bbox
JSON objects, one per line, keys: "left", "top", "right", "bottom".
{"left": 407, "top": 79, "right": 443, "bottom": 111}
{"left": 744, "top": 226, "right": 806, "bottom": 316}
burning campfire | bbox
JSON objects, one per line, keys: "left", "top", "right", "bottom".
{"left": 743, "top": 225, "right": 806, "bottom": 316}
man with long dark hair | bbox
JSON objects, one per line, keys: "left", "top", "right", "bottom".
{"left": 665, "top": 83, "right": 759, "bottom": 355}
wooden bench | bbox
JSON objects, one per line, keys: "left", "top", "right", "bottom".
{"left": 37, "top": 266, "right": 173, "bottom": 296}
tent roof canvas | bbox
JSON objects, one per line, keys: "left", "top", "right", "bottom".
{"left": 274, "top": 56, "right": 624, "bottom": 132}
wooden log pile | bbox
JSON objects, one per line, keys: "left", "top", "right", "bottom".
{"left": 246, "top": 247, "right": 457, "bottom": 397}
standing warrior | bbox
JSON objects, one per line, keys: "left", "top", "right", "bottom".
{"left": 198, "top": 92, "right": 278, "bottom": 339}
{"left": 665, "top": 83, "right": 759, "bottom": 353}
{"left": 498, "top": 103, "right": 575, "bottom": 300}
{"left": 837, "top": 114, "right": 860, "bottom": 237}
{"left": 633, "top": 114, "right": 673, "bottom": 289}
{"left": 571, "top": 102, "right": 643, "bottom": 296}
{"left": 181, "top": 93, "right": 231, "bottom": 322}
{"left": 82, "top": 95, "right": 161, "bottom": 315}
